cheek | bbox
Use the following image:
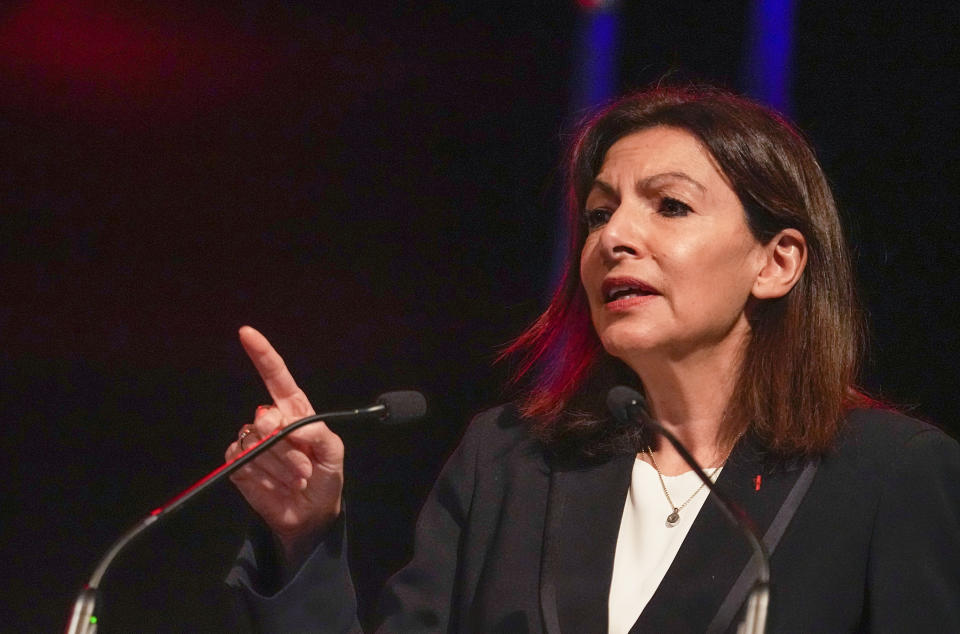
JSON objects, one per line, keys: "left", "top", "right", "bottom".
{"left": 579, "top": 238, "right": 601, "bottom": 288}
{"left": 678, "top": 244, "right": 760, "bottom": 311}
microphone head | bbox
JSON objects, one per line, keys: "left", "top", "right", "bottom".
{"left": 375, "top": 391, "right": 427, "bottom": 425}
{"left": 606, "top": 385, "right": 646, "bottom": 425}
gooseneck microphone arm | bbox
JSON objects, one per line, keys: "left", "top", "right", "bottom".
{"left": 66, "top": 391, "right": 426, "bottom": 634}
{"left": 606, "top": 386, "right": 770, "bottom": 634}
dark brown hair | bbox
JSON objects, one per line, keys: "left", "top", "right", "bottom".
{"left": 504, "top": 85, "right": 872, "bottom": 458}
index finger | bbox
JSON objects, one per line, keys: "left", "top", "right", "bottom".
{"left": 238, "top": 325, "right": 315, "bottom": 418}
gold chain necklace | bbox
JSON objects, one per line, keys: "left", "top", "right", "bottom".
{"left": 644, "top": 447, "right": 723, "bottom": 528}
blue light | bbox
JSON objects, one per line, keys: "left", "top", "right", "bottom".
{"left": 554, "top": 3, "right": 621, "bottom": 290}
{"left": 572, "top": 8, "right": 618, "bottom": 113}
{"left": 745, "top": 0, "right": 796, "bottom": 114}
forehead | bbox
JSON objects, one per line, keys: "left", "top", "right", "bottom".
{"left": 596, "top": 126, "right": 726, "bottom": 185}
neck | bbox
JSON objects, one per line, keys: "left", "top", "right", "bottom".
{"left": 623, "top": 338, "right": 745, "bottom": 475}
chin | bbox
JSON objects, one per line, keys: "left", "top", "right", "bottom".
{"left": 597, "top": 324, "right": 661, "bottom": 361}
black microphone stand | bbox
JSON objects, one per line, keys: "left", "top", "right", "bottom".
{"left": 609, "top": 387, "right": 770, "bottom": 634}
{"left": 65, "top": 402, "right": 391, "bottom": 634}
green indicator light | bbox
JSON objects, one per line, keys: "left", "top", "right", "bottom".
{"left": 90, "top": 616, "right": 98, "bottom": 624}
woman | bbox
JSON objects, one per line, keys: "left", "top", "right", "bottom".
{"left": 225, "top": 86, "right": 960, "bottom": 632}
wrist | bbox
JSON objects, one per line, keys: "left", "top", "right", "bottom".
{"left": 275, "top": 507, "right": 342, "bottom": 580}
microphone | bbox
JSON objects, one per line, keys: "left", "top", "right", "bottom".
{"left": 372, "top": 390, "right": 429, "bottom": 426}
{"left": 606, "top": 386, "right": 770, "bottom": 634}
{"left": 66, "top": 391, "right": 427, "bottom": 634}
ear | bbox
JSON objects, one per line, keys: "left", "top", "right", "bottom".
{"left": 752, "top": 228, "right": 807, "bottom": 299}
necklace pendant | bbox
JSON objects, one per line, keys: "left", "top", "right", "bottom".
{"left": 666, "top": 509, "right": 680, "bottom": 527}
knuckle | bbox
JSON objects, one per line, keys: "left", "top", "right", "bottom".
{"left": 254, "top": 417, "right": 277, "bottom": 435}
{"left": 254, "top": 405, "right": 276, "bottom": 423}
{"left": 289, "top": 393, "right": 313, "bottom": 415}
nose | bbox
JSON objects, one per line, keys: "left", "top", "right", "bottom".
{"left": 597, "top": 206, "right": 644, "bottom": 263}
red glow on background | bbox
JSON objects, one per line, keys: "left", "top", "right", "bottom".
{"left": 576, "top": 0, "right": 618, "bottom": 10}
{"left": 4, "top": 1, "right": 159, "bottom": 81}
{"left": 0, "top": 0, "right": 274, "bottom": 121}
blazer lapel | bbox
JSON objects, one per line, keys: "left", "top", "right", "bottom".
{"left": 541, "top": 452, "right": 635, "bottom": 633}
{"left": 631, "top": 438, "right": 806, "bottom": 633}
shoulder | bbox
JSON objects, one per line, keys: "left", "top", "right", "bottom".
{"left": 428, "top": 404, "right": 548, "bottom": 521}
{"left": 460, "top": 403, "right": 538, "bottom": 450}
{"left": 840, "top": 407, "right": 958, "bottom": 453}
{"left": 832, "top": 407, "right": 960, "bottom": 482}
{"left": 838, "top": 410, "right": 960, "bottom": 623}
{"left": 456, "top": 403, "right": 545, "bottom": 468}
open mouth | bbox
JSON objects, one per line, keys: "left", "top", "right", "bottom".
{"left": 602, "top": 279, "right": 659, "bottom": 303}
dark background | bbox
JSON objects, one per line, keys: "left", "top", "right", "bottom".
{"left": 1, "top": 1, "right": 957, "bottom": 631}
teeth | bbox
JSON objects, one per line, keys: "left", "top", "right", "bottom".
{"left": 606, "top": 285, "right": 645, "bottom": 301}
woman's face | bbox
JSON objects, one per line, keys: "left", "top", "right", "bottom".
{"left": 579, "top": 126, "right": 767, "bottom": 368}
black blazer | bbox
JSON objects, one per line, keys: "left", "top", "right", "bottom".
{"left": 230, "top": 406, "right": 960, "bottom": 633}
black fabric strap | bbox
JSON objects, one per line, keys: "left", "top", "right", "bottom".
{"left": 706, "top": 458, "right": 820, "bottom": 634}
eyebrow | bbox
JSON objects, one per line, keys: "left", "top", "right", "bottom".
{"left": 590, "top": 171, "right": 707, "bottom": 196}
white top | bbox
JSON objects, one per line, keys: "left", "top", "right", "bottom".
{"left": 608, "top": 458, "right": 722, "bottom": 634}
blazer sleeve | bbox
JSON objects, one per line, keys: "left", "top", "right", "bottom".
{"left": 227, "top": 410, "right": 486, "bottom": 633}
{"left": 226, "top": 513, "right": 361, "bottom": 633}
{"left": 866, "top": 427, "right": 960, "bottom": 631}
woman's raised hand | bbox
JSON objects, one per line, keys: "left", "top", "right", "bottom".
{"left": 225, "top": 326, "right": 344, "bottom": 564}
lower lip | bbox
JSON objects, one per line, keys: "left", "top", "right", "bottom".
{"left": 604, "top": 294, "right": 659, "bottom": 312}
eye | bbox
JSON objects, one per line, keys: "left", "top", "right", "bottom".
{"left": 659, "top": 197, "right": 692, "bottom": 217}
{"left": 583, "top": 207, "right": 613, "bottom": 231}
